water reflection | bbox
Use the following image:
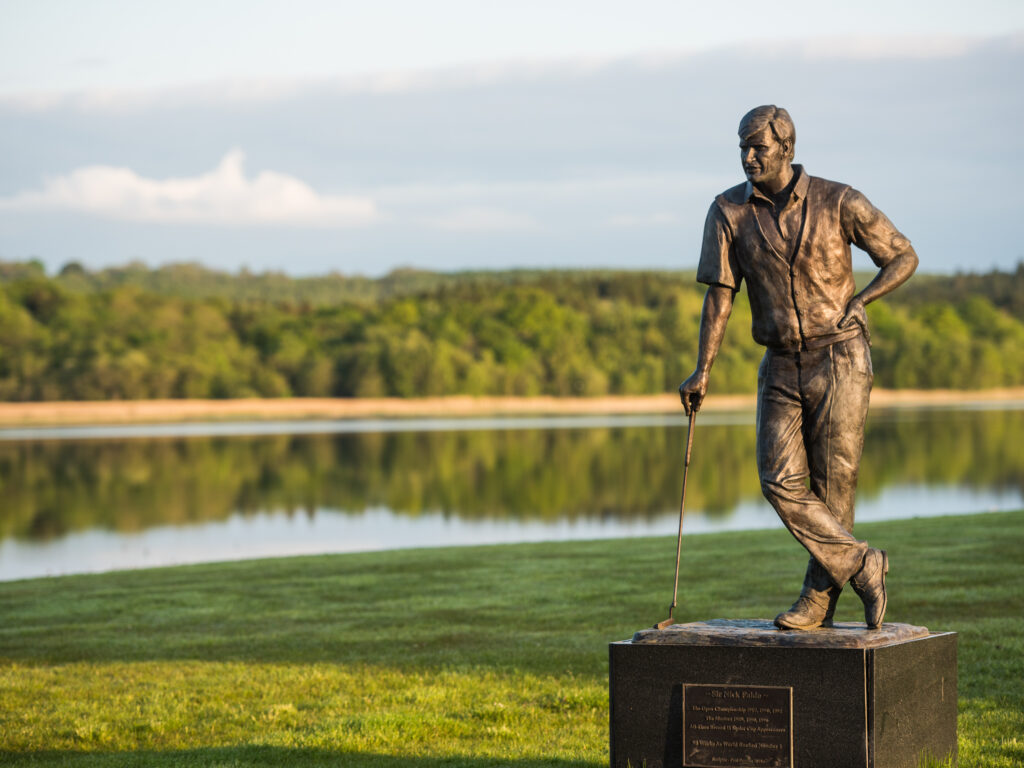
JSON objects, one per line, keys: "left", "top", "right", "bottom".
{"left": 0, "top": 406, "right": 1021, "bottom": 579}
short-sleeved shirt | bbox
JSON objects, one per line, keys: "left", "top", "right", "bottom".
{"left": 696, "top": 165, "right": 912, "bottom": 350}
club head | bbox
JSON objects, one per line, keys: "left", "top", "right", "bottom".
{"left": 654, "top": 617, "right": 675, "bottom": 630}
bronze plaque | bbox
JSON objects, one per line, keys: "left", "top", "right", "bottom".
{"left": 682, "top": 684, "right": 792, "bottom": 768}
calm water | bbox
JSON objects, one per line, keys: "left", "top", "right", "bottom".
{"left": 1, "top": 405, "right": 1022, "bottom": 581}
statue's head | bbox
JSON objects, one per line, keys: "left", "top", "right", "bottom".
{"left": 738, "top": 105, "right": 795, "bottom": 186}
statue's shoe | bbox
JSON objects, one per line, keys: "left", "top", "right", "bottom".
{"left": 851, "top": 548, "right": 889, "bottom": 629}
{"left": 773, "top": 593, "right": 835, "bottom": 630}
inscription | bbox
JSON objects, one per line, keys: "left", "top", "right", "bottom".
{"left": 682, "top": 684, "right": 792, "bottom": 768}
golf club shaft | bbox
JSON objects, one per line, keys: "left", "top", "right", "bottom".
{"left": 668, "top": 409, "right": 696, "bottom": 617}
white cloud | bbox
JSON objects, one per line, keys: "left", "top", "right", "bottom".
{"left": 0, "top": 150, "right": 378, "bottom": 227}
{"left": 786, "top": 35, "right": 979, "bottom": 60}
{"left": 420, "top": 206, "right": 538, "bottom": 232}
{"left": 3, "top": 33, "right": 1015, "bottom": 113}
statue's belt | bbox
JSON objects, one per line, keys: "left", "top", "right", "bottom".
{"left": 769, "top": 324, "right": 863, "bottom": 355}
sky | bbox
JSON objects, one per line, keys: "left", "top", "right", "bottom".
{"left": 1, "top": 1, "right": 1023, "bottom": 276}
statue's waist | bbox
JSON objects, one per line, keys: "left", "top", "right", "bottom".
{"left": 767, "top": 324, "right": 863, "bottom": 355}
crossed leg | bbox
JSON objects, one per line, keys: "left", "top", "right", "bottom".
{"left": 756, "top": 336, "right": 873, "bottom": 626}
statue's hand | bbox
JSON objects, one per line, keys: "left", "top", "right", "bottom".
{"left": 678, "top": 371, "right": 708, "bottom": 416}
{"left": 839, "top": 296, "right": 871, "bottom": 344}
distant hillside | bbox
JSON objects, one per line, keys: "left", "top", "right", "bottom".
{"left": 1, "top": 260, "right": 642, "bottom": 306}
{"left": 0, "top": 260, "right": 1021, "bottom": 400}
{"left": 897, "top": 263, "right": 1024, "bottom": 317}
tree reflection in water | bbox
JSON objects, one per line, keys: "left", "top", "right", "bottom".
{"left": 1, "top": 407, "right": 1021, "bottom": 543}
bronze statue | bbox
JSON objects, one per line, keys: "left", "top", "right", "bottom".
{"left": 679, "top": 105, "right": 918, "bottom": 630}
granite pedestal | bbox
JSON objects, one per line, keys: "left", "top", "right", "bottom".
{"left": 609, "top": 619, "right": 956, "bottom": 768}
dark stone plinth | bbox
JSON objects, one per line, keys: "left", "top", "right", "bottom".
{"left": 610, "top": 619, "right": 957, "bottom": 768}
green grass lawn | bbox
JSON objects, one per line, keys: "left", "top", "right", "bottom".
{"left": 1, "top": 511, "right": 1022, "bottom": 767}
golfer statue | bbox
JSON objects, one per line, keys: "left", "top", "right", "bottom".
{"left": 679, "top": 105, "right": 918, "bottom": 630}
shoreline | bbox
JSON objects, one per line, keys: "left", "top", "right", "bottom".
{"left": 0, "top": 388, "right": 1022, "bottom": 427}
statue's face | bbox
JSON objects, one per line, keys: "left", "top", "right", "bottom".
{"left": 739, "top": 127, "right": 790, "bottom": 186}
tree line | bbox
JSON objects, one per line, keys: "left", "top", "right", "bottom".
{"left": 1, "top": 261, "right": 1022, "bottom": 401}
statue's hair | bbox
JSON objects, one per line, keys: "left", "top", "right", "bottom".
{"left": 739, "top": 105, "right": 796, "bottom": 154}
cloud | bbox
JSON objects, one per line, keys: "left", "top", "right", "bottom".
{"left": 3, "top": 33, "right": 1018, "bottom": 113}
{"left": 0, "top": 34, "right": 1019, "bottom": 275}
{"left": 0, "top": 150, "right": 378, "bottom": 227}
{"left": 806, "top": 35, "right": 1014, "bottom": 60}
{"left": 420, "top": 206, "right": 538, "bottom": 232}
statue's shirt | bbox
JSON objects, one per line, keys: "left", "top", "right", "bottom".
{"left": 697, "top": 165, "right": 912, "bottom": 350}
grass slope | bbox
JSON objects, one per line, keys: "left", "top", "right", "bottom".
{"left": 0, "top": 511, "right": 1022, "bottom": 766}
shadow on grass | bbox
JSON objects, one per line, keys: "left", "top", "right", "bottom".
{"left": 0, "top": 747, "right": 599, "bottom": 768}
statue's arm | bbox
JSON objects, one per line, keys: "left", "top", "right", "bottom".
{"left": 679, "top": 284, "right": 735, "bottom": 415}
{"left": 839, "top": 189, "right": 920, "bottom": 336}
{"left": 855, "top": 247, "right": 918, "bottom": 306}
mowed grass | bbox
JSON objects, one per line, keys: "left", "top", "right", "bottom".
{"left": 1, "top": 511, "right": 1022, "bottom": 767}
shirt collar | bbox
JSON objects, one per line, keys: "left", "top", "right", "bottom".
{"left": 744, "top": 164, "right": 809, "bottom": 207}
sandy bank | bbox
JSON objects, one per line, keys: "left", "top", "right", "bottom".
{"left": 0, "top": 389, "right": 1022, "bottom": 427}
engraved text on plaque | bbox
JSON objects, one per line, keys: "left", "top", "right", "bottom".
{"left": 682, "top": 683, "right": 793, "bottom": 768}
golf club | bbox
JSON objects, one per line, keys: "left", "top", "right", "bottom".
{"left": 654, "top": 403, "right": 696, "bottom": 630}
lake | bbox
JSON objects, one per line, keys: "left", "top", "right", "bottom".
{"left": 1, "top": 404, "right": 1022, "bottom": 581}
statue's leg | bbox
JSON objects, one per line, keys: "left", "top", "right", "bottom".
{"left": 758, "top": 350, "right": 842, "bottom": 629}
{"left": 803, "top": 334, "right": 887, "bottom": 627}
{"left": 803, "top": 334, "right": 873, "bottom": 533}
{"left": 757, "top": 347, "right": 868, "bottom": 594}
{"left": 794, "top": 334, "right": 874, "bottom": 625}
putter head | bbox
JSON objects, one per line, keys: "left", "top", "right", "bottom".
{"left": 654, "top": 617, "right": 676, "bottom": 630}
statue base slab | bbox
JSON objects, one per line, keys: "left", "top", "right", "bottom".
{"left": 609, "top": 619, "right": 956, "bottom": 768}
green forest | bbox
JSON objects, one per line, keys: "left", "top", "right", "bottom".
{"left": 1, "top": 259, "right": 1023, "bottom": 400}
